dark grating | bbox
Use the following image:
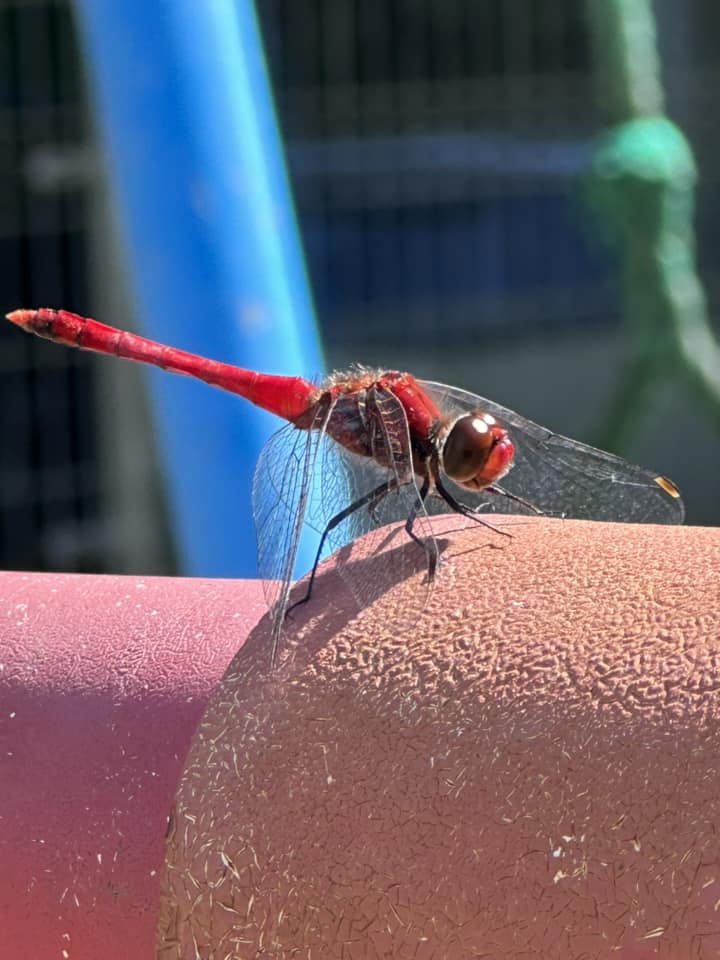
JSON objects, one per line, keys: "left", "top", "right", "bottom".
{"left": 4, "top": 2, "right": 716, "bottom": 572}
{"left": 0, "top": 0, "right": 102, "bottom": 573}
{"left": 258, "top": 0, "right": 609, "bottom": 349}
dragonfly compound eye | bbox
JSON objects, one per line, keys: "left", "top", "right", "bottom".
{"left": 441, "top": 413, "right": 514, "bottom": 490}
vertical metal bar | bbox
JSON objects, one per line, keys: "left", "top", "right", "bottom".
{"left": 71, "top": 0, "right": 324, "bottom": 577}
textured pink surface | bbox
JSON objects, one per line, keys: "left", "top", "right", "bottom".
{"left": 3, "top": 519, "right": 720, "bottom": 960}
{"left": 157, "top": 518, "right": 720, "bottom": 959}
{"left": 0, "top": 572, "right": 264, "bottom": 960}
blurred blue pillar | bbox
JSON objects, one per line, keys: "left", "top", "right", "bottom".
{"left": 72, "top": 0, "right": 324, "bottom": 577}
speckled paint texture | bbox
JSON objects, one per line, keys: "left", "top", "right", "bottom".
{"left": 157, "top": 518, "right": 720, "bottom": 959}
{"left": 0, "top": 572, "right": 264, "bottom": 959}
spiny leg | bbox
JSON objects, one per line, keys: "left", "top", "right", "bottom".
{"left": 434, "top": 476, "right": 513, "bottom": 539}
{"left": 486, "top": 483, "right": 543, "bottom": 515}
{"left": 285, "top": 479, "right": 398, "bottom": 620}
{"left": 403, "top": 474, "right": 439, "bottom": 580}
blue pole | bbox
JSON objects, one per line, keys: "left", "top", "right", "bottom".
{"left": 72, "top": 0, "right": 324, "bottom": 577}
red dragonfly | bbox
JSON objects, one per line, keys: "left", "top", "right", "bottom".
{"left": 7, "top": 308, "right": 684, "bottom": 663}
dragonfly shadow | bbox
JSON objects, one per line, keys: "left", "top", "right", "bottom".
{"left": 283, "top": 514, "right": 524, "bottom": 651}
{"left": 276, "top": 528, "right": 463, "bottom": 667}
{"left": 428, "top": 514, "right": 535, "bottom": 561}
{"left": 242, "top": 519, "right": 518, "bottom": 673}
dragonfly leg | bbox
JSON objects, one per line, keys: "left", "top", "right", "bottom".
{"left": 403, "top": 474, "right": 439, "bottom": 580}
{"left": 285, "top": 480, "right": 397, "bottom": 620}
{"left": 486, "top": 483, "right": 543, "bottom": 515}
{"left": 434, "top": 477, "right": 513, "bottom": 539}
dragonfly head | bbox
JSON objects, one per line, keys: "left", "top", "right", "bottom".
{"left": 440, "top": 412, "right": 514, "bottom": 491}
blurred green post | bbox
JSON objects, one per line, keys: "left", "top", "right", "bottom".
{"left": 585, "top": 0, "right": 720, "bottom": 448}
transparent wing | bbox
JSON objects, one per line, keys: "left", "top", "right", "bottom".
{"left": 419, "top": 380, "right": 685, "bottom": 524}
{"left": 252, "top": 415, "right": 327, "bottom": 660}
{"left": 307, "top": 385, "right": 436, "bottom": 623}
{"left": 252, "top": 386, "right": 437, "bottom": 660}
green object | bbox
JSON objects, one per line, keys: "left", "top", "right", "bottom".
{"left": 585, "top": 1, "right": 720, "bottom": 450}
{"left": 586, "top": 0, "right": 664, "bottom": 119}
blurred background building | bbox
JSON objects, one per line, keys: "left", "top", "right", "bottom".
{"left": 0, "top": 0, "right": 718, "bottom": 577}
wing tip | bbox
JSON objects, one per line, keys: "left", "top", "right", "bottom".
{"left": 654, "top": 475, "right": 682, "bottom": 500}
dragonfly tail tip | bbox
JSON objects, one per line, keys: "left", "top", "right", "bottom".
{"left": 6, "top": 309, "right": 40, "bottom": 332}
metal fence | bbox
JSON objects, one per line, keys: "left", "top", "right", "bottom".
{"left": 0, "top": 0, "right": 717, "bottom": 574}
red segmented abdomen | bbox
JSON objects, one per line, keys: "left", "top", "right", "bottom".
{"left": 7, "top": 308, "right": 318, "bottom": 422}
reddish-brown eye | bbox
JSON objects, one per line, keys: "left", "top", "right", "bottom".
{"left": 442, "top": 414, "right": 496, "bottom": 483}
{"left": 441, "top": 413, "right": 514, "bottom": 490}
